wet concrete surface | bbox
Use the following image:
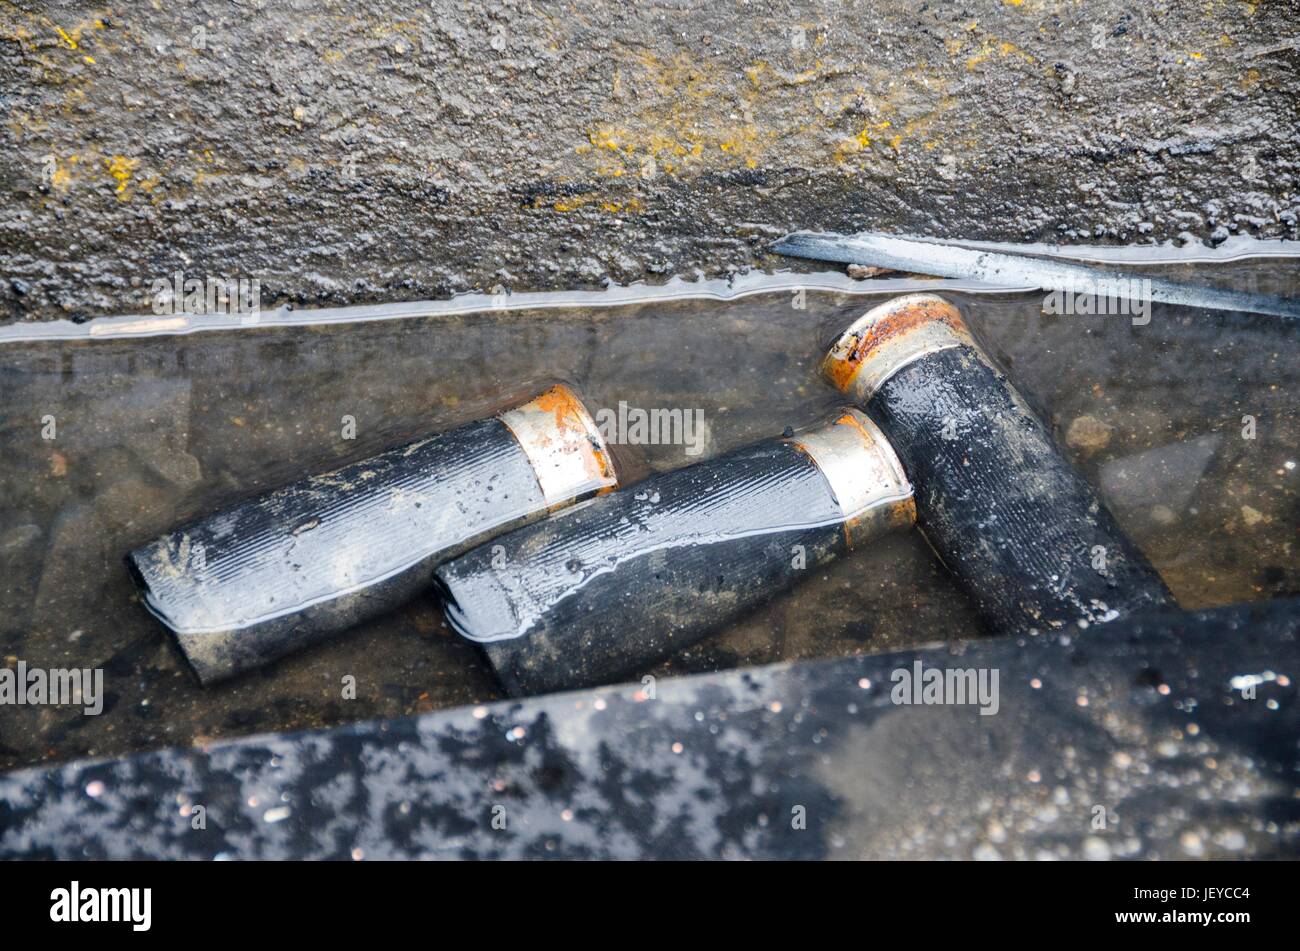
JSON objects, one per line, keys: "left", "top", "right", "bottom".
{"left": 0, "top": 273, "right": 1296, "bottom": 771}
{"left": 3, "top": 1, "right": 1300, "bottom": 322}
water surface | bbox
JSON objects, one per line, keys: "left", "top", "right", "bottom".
{"left": 1, "top": 266, "right": 1296, "bottom": 770}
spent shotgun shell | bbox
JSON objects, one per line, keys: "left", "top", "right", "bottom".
{"left": 435, "top": 408, "right": 914, "bottom": 696}
{"left": 127, "top": 384, "right": 617, "bottom": 683}
{"left": 823, "top": 293, "right": 1172, "bottom": 636}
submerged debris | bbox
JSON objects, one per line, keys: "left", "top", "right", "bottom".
{"left": 775, "top": 231, "right": 1300, "bottom": 319}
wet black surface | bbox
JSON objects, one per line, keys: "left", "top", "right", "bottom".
{"left": 2, "top": 599, "right": 1295, "bottom": 859}
{"left": 0, "top": 274, "right": 1296, "bottom": 772}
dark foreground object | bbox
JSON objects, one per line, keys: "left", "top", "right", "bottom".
{"left": 437, "top": 409, "right": 913, "bottom": 695}
{"left": 2, "top": 598, "right": 1296, "bottom": 860}
{"left": 126, "top": 385, "right": 615, "bottom": 683}
{"left": 824, "top": 294, "right": 1173, "bottom": 637}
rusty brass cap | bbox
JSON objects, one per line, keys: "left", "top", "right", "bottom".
{"left": 786, "top": 408, "right": 916, "bottom": 548}
{"left": 499, "top": 384, "right": 618, "bottom": 506}
{"left": 822, "top": 293, "right": 975, "bottom": 403}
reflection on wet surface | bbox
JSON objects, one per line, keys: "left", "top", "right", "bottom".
{"left": 1, "top": 265, "right": 1296, "bottom": 770}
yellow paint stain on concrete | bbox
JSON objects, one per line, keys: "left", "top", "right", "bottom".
{"left": 745, "top": 59, "right": 842, "bottom": 89}
{"left": 51, "top": 160, "right": 71, "bottom": 190}
{"left": 588, "top": 128, "right": 623, "bottom": 152}
{"left": 601, "top": 198, "right": 645, "bottom": 213}
{"left": 787, "top": 65, "right": 824, "bottom": 85}
{"left": 43, "top": 15, "right": 102, "bottom": 51}
{"left": 580, "top": 45, "right": 961, "bottom": 179}
{"left": 581, "top": 51, "right": 783, "bottom": 177}
{"left": 843, "top": 117, "right": 893, "bottom": 156}
{"left": 832, "top": 65, "right": 954, "bottom": 164}
{"left": 966, "top": 37, "right": 1036, "bottom": 70}
{"left": 543, "top": 192, "right": 645, "bottom": 214}
{"left": 104, "top": 155, "right": 139, "bottom": 199}
{"left": 959, "top": 27, "right": 1037, "bottom": 71}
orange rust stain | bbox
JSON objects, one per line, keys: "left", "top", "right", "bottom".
{"left": 528, "top": 384, "right": 617, "bottom": 486}
{"left": 831, "top": 410, "right": 873, "bottom": 441}
{"left": 831, "top": 410, "right": 917, "bottom": 531}
{"left": 823, "top": 297, "right": 965, "bottom": 393}
{"left": 887, "top": 494, "right": 919, "bottom": 531}
{"left": 528, "top": 383, "right": 584, "bottom": 422}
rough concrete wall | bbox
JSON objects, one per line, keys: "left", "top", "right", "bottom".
{"left": 2, "top": 0, "right": 1297, "bottom": 321}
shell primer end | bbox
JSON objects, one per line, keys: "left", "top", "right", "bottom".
{"left": 786, "top": 408, "right": 916, "bottom": 547}
{"left": 822, "top": 294, "right": 975, "bottom": 403}
{"left": 499, "top": 384, "right": 619, "bottom": 507}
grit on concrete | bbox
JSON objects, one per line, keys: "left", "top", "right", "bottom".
{"left": 2, "top": 0, "right": 1299, "bottom": 321}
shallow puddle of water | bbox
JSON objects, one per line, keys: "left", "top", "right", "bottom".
{"left": 0, "top": 266, "right": 1296, "bottom": 771}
